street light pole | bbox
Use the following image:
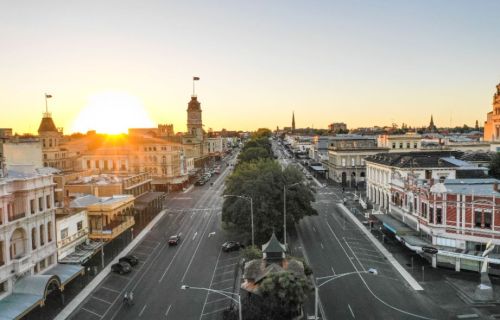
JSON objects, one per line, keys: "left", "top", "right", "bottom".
{"left": 181, "top": 285, "right": 242, "bottom": 320}
{"left": 223, "top": 194, "right": 254, "bottom": 247}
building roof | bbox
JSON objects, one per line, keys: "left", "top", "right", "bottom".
{"left": 37, "top": 115, "right": 58, "bottom": 133}
{"left": 457, "top": 151, "right": 494, "bottom": 163}
{"left": 70, "top": 195, "right": 100, "bottom": 208}
{"left": 262, "top": 232, "right": 286, "bottom": 254}
{"left": 430, "top": 179, "right": 500, "bottom": 197}
{"left": 187, "top": 96, "right": 201, "bottom": 112}
{"left": 365, "top": 151, "right": 464, "bottom": 168}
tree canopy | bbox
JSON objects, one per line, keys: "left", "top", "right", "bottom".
{"left": 222, "top": 159, "right": 317, "bottom": 245}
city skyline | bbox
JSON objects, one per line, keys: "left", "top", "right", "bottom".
{"left": 2, "top": 0, "right": 500, "bottom": 134}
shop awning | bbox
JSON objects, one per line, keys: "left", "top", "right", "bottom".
{"left": 374, "top": 214, "right": 416, "bottom": 236}
{"left": 43, "top": 264, "right": 84, "bottom": 287}
{"left": 310, "top": 165, "right": 327, "bottom": 172}
{"left": 0, "top": 275, "right": 61, "bottom": 320}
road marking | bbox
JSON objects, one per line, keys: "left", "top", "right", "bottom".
{"left": 313, "top": 226, "right": 317, "bottom": 232}
{"left": 331, "top": 266, "right": 336, "bottom": 274}
{"left": 206, "top": 297, "right": 229, "bottom": 305}
{"left": 199, "top": 249, "right": 223, "bottom": 319}
{"left": 211, "top": 278, "right": 234, "bottom": 286}
{"left": 81, "top": 307, "right": 103, "bottom": 317}
{"left": 216, "top": 263, "right": 237, "bottom": 270}
{"left": 90, "top": 295, "right": 112, "bottom": 305}
{"left": 193, "top": 232, "right": 198, "bottom": 240}
{"left": 165, "top": 305, "right": 172, "bottom": 317}
{"left": 202, "top": 307, "right": 227, "bottom": 317}
{"left": 101, "top": 286, "right": 121, "bottom": 294}
{"left": 320, "top": 242, "right": 324, "bottom": 249}
{"left": 139, "top": 304, "right": 147, "bottom": 317}
{"left": 348, "top": 304, "right": 355, "bottom": 318}
{"left": 181, "top": 211, "right": 216, "bottom": 282}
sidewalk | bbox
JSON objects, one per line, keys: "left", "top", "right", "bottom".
{"left": 54, "top": 208, "right": 169, "bottom": 320}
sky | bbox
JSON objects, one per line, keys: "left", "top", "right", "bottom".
{"left": 1, "top": 0, "right": 500, "bottom": 134}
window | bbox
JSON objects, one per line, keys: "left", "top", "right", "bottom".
{"left": 77, "top": 221, "right": 83, "bottom": 231}
{"left": 474, "top": 209, "right": 482, "bottom": 228}
{"left": 484, "top": 211, "right": 492, "bottom": 229}
{"left": 30, "top": 199, "right": 35, "bottom": 214}
{"left": 421, "top": 203, "right": 427, "bottom": 218}
{"left": 392, "top": 143, "right": 396, "bottom": 149}
{"left": 38, "top": 197, "right": 43, "bottom": 212}
{"left": 46, "top": 195, "right": 51, "bottom": 209}
{"left": 351, "top": 158, "right": 355, "bottom": 166}
{"left": 39, "top": 225, "right": 45, "bottom": 246}
{"left": 429, "top": 207, "right": 434, "bottom": 223}
{"left": 436, "top": 208, "right": 442, "bottom": 224}
{"left": 43, "top": 154, "right": 47, "bottom": 160}
{"left": 341, "top": 158, "right": 346, "bottom": 167}
{"left": 406, "top": 142, "right": 410, "bottom": 149}
{"left": 399, "top": 142, "right": 403, "bottom": 149}
{"left": 86, "top": 160, "right": 91, "bottom": 169}
{"left": 31, "top": 228, "right": 37, "bottom": 250}
{"left": 39, "top": 258, "right": 46, "bottom": 271}
{"left": 0, "top": 281, "right": 6, "bottom": 294}
{"left": 47, "top": 221, "right": 52, "bottom": 242}
{"left": 61, "top": 228, "right": 68, "bottom": 239}
{"left": 95, "top": 160, "right": 100, "bottom": 169}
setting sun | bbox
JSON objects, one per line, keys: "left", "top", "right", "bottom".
{"left": 70, "top": 91, "right": 155, "bottom": 134}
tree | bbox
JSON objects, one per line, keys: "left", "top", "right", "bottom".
{"left": 238, "top": 147, "right": 271, "bottom": 162}
{"left": 222, "top": 159, "right": 317, "bottom": 244}
{"left": 243, "top": 271, "right": 311, "bottom": 320}
{"left": 489, "top": 153, "right": 500, "bottom": 179}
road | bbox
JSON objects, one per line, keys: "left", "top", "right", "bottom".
{"left": 272, "top": 139, "right": 448, "bottom": 319}
{"left": 69, "top": 155, "right": 241, "bottom": 320}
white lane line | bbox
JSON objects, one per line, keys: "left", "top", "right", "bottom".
{"left": 348, "top": 304, "right": 355, "bottom": 318}
{"left": 216, "top": 263, "right": 237, "bottom": 270}
{"left": 159, "top": 232, "right": 191, "bottom": 282}
{"left": 165, "top": 304, "right": 172, "bottom": 317}
{"left": 320, "top": 242, "right": 324, "bottom": 249}
{"left": 101, "top": 286, "right": 121, "bottom": 294}
{"left": 352, "top": 251, "right": 386, "bottom": 259}
{"left": 199, "top": 249, "right": 223, "bottom": 319}
{"left": 331, "top": 266, "right": 336, "bottom": 275}
{"left": 211, "top": 278, "right": 233, "bottom": 286}
{"left": 139, "top": 304, "right": 147, "bottom": 317}
{"left": 206, "top": 297, "right": 229, "bottom": 305}
{"left": 193, "top": 232, "right": 198, "bottom": 240}
{"left": 181, "top": 211, "right": 216, "bottom": 282}
{"left": 81, "top": 307, "right": 103, "bottom": 317}
{"left": 90, "top": 296, "right": 112, "bottom": 305}
{"left": 202, "top": 307, "right": 227, "bottom": 317}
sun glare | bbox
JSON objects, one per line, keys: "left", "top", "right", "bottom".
{"left": 71, "top": 92, "right": 155, "bottom": 134}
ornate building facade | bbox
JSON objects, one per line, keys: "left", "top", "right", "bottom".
{"left": 483, "top": 83, "right": 500, "bottom": 141}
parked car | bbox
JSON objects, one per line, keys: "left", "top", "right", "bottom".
{"left": 169, "top": 235, "right": 181, "bottom": 246}
{"left": 195, "top": 179, "right": 206, "bottom": 186}
{"left": 119, "top": 255, "right": 139, "bottom": 267}
{"left": 222, "top": 241, "right": 243, "bottom": 252}
{"left": 111, "top": 261, "right": 132, "bottom": 275}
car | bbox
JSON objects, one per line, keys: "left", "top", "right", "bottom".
{"left": 111, "top": 261, "right": 132, "bottom": 275}
{"left": 119, "top": 255, "right": 139, "bottom": 266}
{"left": 222, "top": 241, "right": 243, "bottom": 252}
{"left": 195, "top": 179, "right": 206, "bottom": 186}
{"left": 169, "top": 235, "right": 181, "bottom": 245}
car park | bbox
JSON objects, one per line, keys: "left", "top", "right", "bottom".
{"left": 119, "top": 255, "right": 139, "bottom": 266}
{"left": 169, "top": 234, "right": 181, "bottom": 246}
{"left": 222, "top": 241, "right": 243, "bottom": 252}
{"left": 111, "top": 261, "right": 132, "bottom": 275}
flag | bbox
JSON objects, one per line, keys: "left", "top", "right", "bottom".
{"left": 193, "top": 77, "right": 200, "bottom": 81}
{"left": 45, "top": 94, "right": 52, "bottom": 98}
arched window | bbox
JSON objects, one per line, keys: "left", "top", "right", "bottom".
{"left": 39, "top": 225, "right": 45, "bottom": 246}
{"left": 47, "top": 221, "right": 52, "bottom": 242}
{"left": 31, "top": 227, "right": 37, "bottom": 250}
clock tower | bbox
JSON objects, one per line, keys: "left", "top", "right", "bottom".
{"left": 187, "top": 95, "right": 203, "bottom": 141}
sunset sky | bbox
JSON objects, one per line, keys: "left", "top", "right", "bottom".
{"left": 1, "top": 0, "right": 500, "bottom": 134}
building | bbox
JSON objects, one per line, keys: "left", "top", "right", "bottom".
{"left": 377, "top": 133, "right": 422, "bottom": 152}
{"left": 70, "top": 194, "right": 135, "bottom": 242}
{"left": 182, "top": 95, "right": 209, "bottom": 168}
{"left": 326, "top": 135, "right": 388, "bottom": 187}
{"left": 328, "top": 122, "right": 347, "bottom": 133}
{"left": 483, "top": 83, "right": 500, "bottom": 141}
{"left": 365, "top": 151, "right": 487, "bottom": 212}
{"left": 428, "top": 115, "right": 437, "bottom": 133}
{"left": 0, "top": 141, "right": 83, "bottom": 319}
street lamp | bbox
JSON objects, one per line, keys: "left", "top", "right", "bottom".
{"left": 283, "top": 181, "right": 302, "bottom": 249}
{"left": 181, "top": 285, "right": 242, "bottom": 320}
{"left": 223, "top": 194, "right": 254, "bottom": 247}
{"left": 314, "top": 269, "right": 378, "bottom": 320}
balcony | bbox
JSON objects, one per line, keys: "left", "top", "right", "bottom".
{"left": 57, "top": 228, "right": 88, "bottom": 248}
{"left": 8, "top": 212, "right": 26, "bottom": 223}
{"left": 12, "top": 255, "right": 32, "bottom": 274}
{"left": 90, "top": 218, "right": 134, "bottom": 241}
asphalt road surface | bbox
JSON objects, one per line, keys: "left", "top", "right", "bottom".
{"left": 69, "top": 157, "right": 241, "bottom": 320}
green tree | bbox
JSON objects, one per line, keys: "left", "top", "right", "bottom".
{"left": 242, "top": 271, "right": 311, "bottom": 320}
{"left": 238, "top": 146, "right": 271, "bottom": 162}
{"left": 222, "top": 159, "right": 317, "bottom": 244}
{"left": 489, "top": 153, "right": 500, "bottom": 179}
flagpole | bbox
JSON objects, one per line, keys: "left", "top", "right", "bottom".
{"left": 193, "top": 79, "right": 195, "bottom": 96}
{"left": 45, "top": 94, "right": 48, "bottom": 113}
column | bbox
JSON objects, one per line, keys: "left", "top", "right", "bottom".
{"left": 432, "top": 255, "right": 437, "bottom": 268}
{"left": 455, "top": 257, "right": 461, "bottom": 272}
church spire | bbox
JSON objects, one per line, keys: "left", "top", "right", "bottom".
{"left": 291, "top": 111, "right": 295, "bottom": 133}
{"left": 428, "top": 115, "right": 437, "bottom": 133}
